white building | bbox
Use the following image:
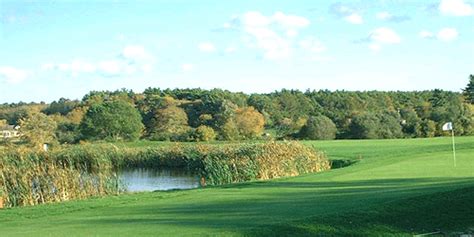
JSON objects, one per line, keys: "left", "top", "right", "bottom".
{"left": 1, "top": 125, "right": 20, "bottom": 139}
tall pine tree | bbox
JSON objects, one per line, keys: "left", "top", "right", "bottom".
{"left": 463, "top": 74, "right": 474, "bottom": 104}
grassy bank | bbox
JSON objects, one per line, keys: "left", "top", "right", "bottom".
{"left": 0, "top": 137, "right": 473, "bottom": 236}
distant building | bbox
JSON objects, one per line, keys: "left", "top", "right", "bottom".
{"left": 1, "top": 125, "right": 20, "bottom": 139}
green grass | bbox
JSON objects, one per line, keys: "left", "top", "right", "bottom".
{"left": 1, "top": 137, "right": 473, "bottom": 236}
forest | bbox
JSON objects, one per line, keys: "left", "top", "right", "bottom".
{"left": 1, "top": 75, "right": 473, "bottom": 144}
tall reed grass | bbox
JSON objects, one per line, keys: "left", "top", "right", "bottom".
{"left": 0, "top": 147, "right": 119, "bottom": 207}
{"left": 0, "top": 141, "right": 330, "bottom": 207}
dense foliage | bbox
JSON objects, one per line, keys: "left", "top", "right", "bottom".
{"left": 80, "top": 100, "right": 144, "bottom": 141}
{"left": 0, "top": 75, "right": 473, "bottom": 142}
{"left": 463, "top": 75, "right": 474, "bottom": 104}
{"left": 299, "top": 115, "right": 337, "bottom": 140}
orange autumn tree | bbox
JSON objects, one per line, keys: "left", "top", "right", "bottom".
{"left": 234, "top": 107, "right": 265, "bottom": 139}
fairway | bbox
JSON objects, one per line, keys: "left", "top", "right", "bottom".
{"left": 1, "top": 137, "right": 473, "bottom": 236}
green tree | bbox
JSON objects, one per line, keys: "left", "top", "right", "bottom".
{"left": 416, "top": 119, "right": 436, "bottom": 137}
{"left": 55, "top": 122, "right": 80, "bottom": 144}
{"left": 299, "top": 115, "right": 337, "bottom": 140}
{"left": 148, "top": 105, "right": 190, "bottom": 141}
{"left": 192, "top": 125, "right": 216, "bottom": 141}
{"left": 220, "top": 119, "right": 240, "bottom": 140}
{"left": 349, "top": 112, "right": 402, "bottom": 139}
{"left": 234, "top": 107, "right": 265, "bottom": 139}
{"left": 400, "top": 107, "right": 421, "bottom": 137}
{"left": 378, "top": 112, "right": 403, "bottom": 139}
{"left": 80, "top": 101, "right": 144, "bottom": 141}
{"left": 19, "top": 112, "right": 58, "bottom": 149}
{"left": 42, "top": 98, "right": 79, "bottom": 115}
{"left": 349, "top": 113, "right": 380, "bottom": 139}
{"left": 463, "top": 74, "right": 474, "bottom": 104}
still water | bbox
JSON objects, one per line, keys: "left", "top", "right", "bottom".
{"left": 119, "top": 168, "right": 200, "bottom": 192}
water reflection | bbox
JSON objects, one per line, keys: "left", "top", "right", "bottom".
{"left": 119, "top": 168, "right": 200, "bottom": 192}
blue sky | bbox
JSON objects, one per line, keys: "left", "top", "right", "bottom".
{"left": 0, "top": 0, "right": 473, "bottom": 102}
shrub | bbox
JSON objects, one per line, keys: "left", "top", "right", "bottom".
{"left": 299, "top": 115, "right": 337, "bottom": 140}
{"left": 220, "top": 119, "right": 240, "bottom": 140}
{"left": 192, "top": 125, "right": 216, "bottom": 142}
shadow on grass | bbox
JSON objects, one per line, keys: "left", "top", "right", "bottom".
{"left": 248, "top": 185, "right": 474, "bottom": 236}
{"left": 78, "top": 177, "right": 474, "bottom": 236}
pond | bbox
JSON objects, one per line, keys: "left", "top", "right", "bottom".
{"left": 119, "top": 168, "right": 200, "bottom": 192}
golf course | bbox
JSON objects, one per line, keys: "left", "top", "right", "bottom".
{"left": 0, "top": 136, "right": 473, "bottom": 236}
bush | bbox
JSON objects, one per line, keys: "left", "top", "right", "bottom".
{"left": 349, "top": 112, "right": 403, "bottom": 139}
{"left": 416, "top": 119, "right": 436, "bottom": 137}
{"left": 192, "top": 125, "right": 216, "bottom": 142}
{"left": 299, "top": 116, "right": 336, "bottom": 140}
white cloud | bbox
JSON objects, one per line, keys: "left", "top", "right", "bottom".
{"left": 286, "top": 29, "right": 298, "bottom": 37}
{"left": 122, "top": 45, "right": 150, "bottom": 60}
{"left": 376, "top": 12, "right": 392, "bottom": 20}
{"left": 125, "top": 65, "right": 137, "bottom": 74}
{"left": 98, "top": 60, "right": 123, "bottom": 75}
{"left": 41, "top": 45, "right": 154, "bottom": 78}
{"left": 181, "top": 63, "right": 194, "bottom": 72}
{"left": 42, "top": 60, "right": 97, "bottom": 76}
{"left": 369, "top": 43, "right": 381, "bottom": 52}
{"left": 419, "top": 28, "right": 458, "bottom": 42}
{"left": 69, "top": 60, "right": 96, "bottom": 74}
{"left": 299, "top": 38, "right": 326, "bottom": 53}
{"left": 240, "top": 11, "right": 310, "bottom": 29}
{"left": 0, "top": 66, "right": 27, "bottom": 83}
{"left": 141, "top": 64, "right": 153, "bottom": 73}
{"left": 437, "top": 28, "right": 458, "bottom": 41}
{"left": 375, "top": 11, "right": 411, "bottom": 22}
{"left": 220, "top": 11, "right": 311, "bottom": 60}
{"left": 41, "top": 63, "right": 55, "bottom": 71}
{"left": 419, "top": 30, "right": 435, "bottom": 39}
{"left": 272, "top": 11, "right": 310, "bottom": 28}
{"left": 345, "top": 13, "right": 363, "bottom": 24}
{"left": 198, "top": 42, "right": 216, "bottom": 53}
{"left": 42, "top": 58, "right": 150, "bottom": 77}
{"left": 58, "top": 63, "right": 70, "bottom": 71}
{"left": 236, "top": 11, "right": 311, "bottom": 60}
{"left": 242, "top": 11, "right": 272, "bottom": 27}
{"left": 225, "top": 47, "right": 237, "bottom": 53}
{"left": 329, "top": 4, "right": 365, "bottom": 24}
{"left": 330, "top": 3, "right": 356, "bottom": 17}
{"left": 245, "top": 26, "right": 291, "bottom": 60}
{"left": 439, "top": 0, "right": 474, "bottom": 16}
{"left": 369, "top": 27, "right": 401, "bottom": 44}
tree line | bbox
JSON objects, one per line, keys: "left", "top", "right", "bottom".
{"left": 1, "top": 75, "right": 473, "bottom": 144}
